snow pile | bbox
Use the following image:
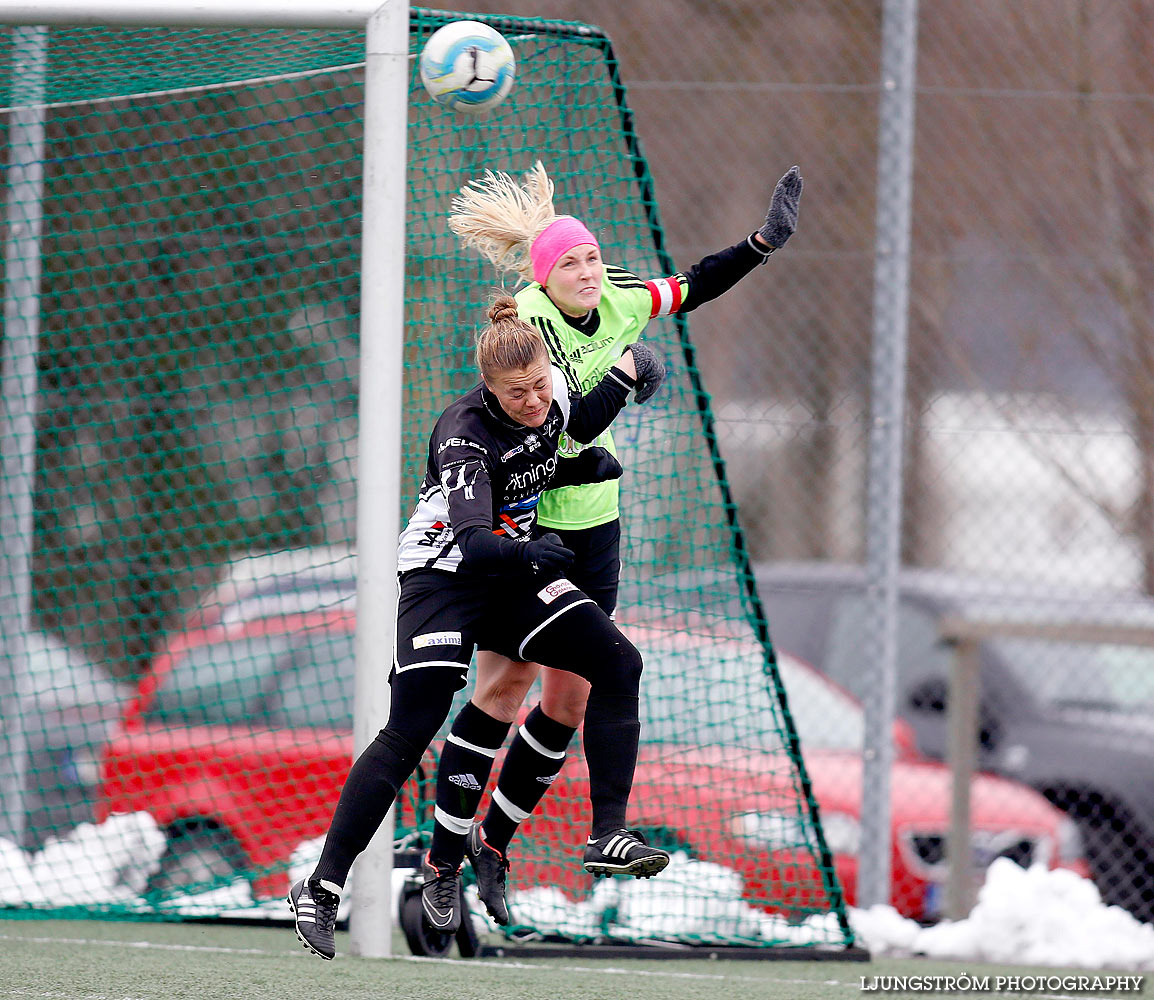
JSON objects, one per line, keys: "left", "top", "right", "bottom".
{"left": 508, "top": 852, "right": 842, "bottom": 946}
{"left": 0, "top": 812, "right": 165, "bottom": 907}
{"left": 3, "top": 816, "right": 1154, "bottom": 971}
{"left": 852, "top": 858, "right": 1154, "bottom": 971}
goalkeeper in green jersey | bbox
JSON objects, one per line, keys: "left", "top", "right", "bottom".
{"left": 425, "top": 160, "right": 803, "bottom": 926}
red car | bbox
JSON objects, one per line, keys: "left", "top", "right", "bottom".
{"left": 97, "top": 610, "right": 1087, "bottom": 920}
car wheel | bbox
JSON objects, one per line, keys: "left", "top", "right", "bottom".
{"left": 399, "top": 888, "right": 453, "bottom": 957}
{"left": 146, "top": 820, "right": 245, "bottom": 895}
{"left": 1080, "top": 815, "right": 1154, "bottom": 923}
{"left": 1049, "top": 789, "right": 1154, "bottom": 923}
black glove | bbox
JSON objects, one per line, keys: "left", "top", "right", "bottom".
{"left": 757, "top": 165, "right": 803, "bottom": 250}
{"left": 549, "top": 447, "right": 623, "bottom": 489}
{"left": 625, "top": 342, "right": 666, "bottom": 405}
{"left": 522, "top": 532, "right": 574, "bottom": 574}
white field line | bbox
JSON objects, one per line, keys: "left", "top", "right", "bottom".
{"left": 0, "top": 932, "right": 1101, "bottom": 1000}
{"left": 0, "top": 930, "right": 855, "bottom": 991}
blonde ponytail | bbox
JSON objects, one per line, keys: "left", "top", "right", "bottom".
{"left": 449, "top": 161, "right": 557, "bottom": 281}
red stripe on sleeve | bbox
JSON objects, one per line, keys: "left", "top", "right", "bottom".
{"left": 668, "top": 276, "right": 683, "bottom": 313}
{"left": 645, "top": 279, "right": 662, "bottom": 318}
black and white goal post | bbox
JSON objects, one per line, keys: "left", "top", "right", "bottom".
{"left": 0, "top": 0, "right": 409, "bottom": 959}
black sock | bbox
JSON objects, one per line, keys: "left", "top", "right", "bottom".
{"left": 429, "top": 701, "right": 510, "bottom": 871}
{"left": 311, "top": 728, "right": 422, "bottom": 887}
{"left": 582, "top": 692, "right": 641, "bottom": 838}
{"left": 482, "top": 704, "right": 577, "bottom": 854}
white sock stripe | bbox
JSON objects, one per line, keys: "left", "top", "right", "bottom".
{"left": 433, "top": 804, "right": 474, "bottom": 836}
{"left": 517, "top": 723, "right": 566, "bottom": 760}
{"left": 517, "top": 598, "right": 595, "bottom": 659}
{"left": 492, "top": 787, "right": 531, "bottom": 823}
{"left": 446, "top": 732, "right": 500, "bottom": 758}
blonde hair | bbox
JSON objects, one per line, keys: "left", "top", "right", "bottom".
{"left": 476, "top": 294, "right": 548, "bottom": 381}
{"left": 449, "top": 162, "right": 557, "bottom": 281}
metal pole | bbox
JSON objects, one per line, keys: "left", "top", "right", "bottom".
{"left": 858, "top": 0, "right": 919, "bottom": 909}
{"left": 946, "top": 636, "right": 979, "bottom": 919}
{"left": 0, "top": 24, "right": 48, "bottom": 847}
{"left": 348, "top": 0, "right": 408, "bottom": 959}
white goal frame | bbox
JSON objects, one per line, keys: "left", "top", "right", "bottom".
{"left": 0, "top": 0, "right": 409, "bottom": 958}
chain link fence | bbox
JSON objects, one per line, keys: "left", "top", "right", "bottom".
{"left": 450, "top": 0, "right": 1154, "bottom": 924}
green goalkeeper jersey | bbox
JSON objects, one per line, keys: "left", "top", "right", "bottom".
{"left": 516, "top": 263, "right": 687, "bottom": 530}
{"left": 515, "top": 235, "right": 770, "bottom": 529}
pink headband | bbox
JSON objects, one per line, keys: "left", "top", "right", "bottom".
{"left": 530, "top": 215, "right": 599, "bottom": 286}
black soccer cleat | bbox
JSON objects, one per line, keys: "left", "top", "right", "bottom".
{"left": 582, "top": 829, "right": 670, "bottom": 879}
{"left": 466, "top": 822, "right": 511, "bottom": 926}
{"left": 288, "top": 877, "right": 340, "bottom": 960}
{"left": 420, "top": 853, "right": 463, "bottom": 934}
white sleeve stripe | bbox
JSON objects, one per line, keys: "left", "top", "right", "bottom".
{"left": 654, "top": 277, "right": 675, "bottom": 315}
{"left": 551, "top": 365, "right": 572, "bottom": 428}
{"left": 605, "top": 370, "right": 632, "bottom": 390}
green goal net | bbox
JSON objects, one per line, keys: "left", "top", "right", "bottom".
{"left": 0, "top": 10, "right": 852, "bottom": 952}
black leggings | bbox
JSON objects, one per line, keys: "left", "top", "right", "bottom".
{"left": 311, "top": 597, "right": 642, "bottom": 886}
{"left": 310, "top": 665, "right": 462, "bottom": 887}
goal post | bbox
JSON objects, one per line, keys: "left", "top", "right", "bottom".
{"left": 0, "top": 0, "right": 408, "bottom": 959}
{"left": 0, "top": 4, "right": 856, "bottom": 955}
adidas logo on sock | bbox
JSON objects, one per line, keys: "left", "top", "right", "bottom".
{"left": 536, "top": 772, "right": 559, "bottom": 785}
{"left": 448, "top": 773, "right": 482, "bottom": 791}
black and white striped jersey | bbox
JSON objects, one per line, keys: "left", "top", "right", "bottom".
{"left": 397, "top": 364, "right": 633, "bottom": 574}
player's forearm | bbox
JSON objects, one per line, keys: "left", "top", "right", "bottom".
{"left": 548, "top": 447, "right": 622, "bottom": 490}
{"left": 678, "top": 237, "right": 772, "bottom": 314}
{"left": 566, "top": 366, "right": 635, "bottom": 443}
{"left": 456, "top": 524, "right": 526, "bottom": 572}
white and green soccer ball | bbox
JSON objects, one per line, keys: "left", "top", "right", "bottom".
{"left": 419, "top": 21, "right": 516, "bottom": 114}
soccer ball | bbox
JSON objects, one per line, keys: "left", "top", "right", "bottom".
{"left": 419, "top": 21, "right": 516, "bottom": 114}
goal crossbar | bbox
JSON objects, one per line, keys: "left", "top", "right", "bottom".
{"left": 0, "top": 1, "right": 383, "bottom": 28}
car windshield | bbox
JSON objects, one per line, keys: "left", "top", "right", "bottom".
{"left": 145, "top": 627, "right": 355, "bottom": 728}
{"left": 990, "top": 636, "right": 1154, "bottom": 712}
{"left": 628, "top": 628, "right": 864, "bottom": 752}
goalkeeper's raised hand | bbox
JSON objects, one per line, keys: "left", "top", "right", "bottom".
{"left": 756, "top": 165, "right": 804, "bottom": 251}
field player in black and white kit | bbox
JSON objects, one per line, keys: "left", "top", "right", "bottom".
{"left": 288, "top": 294, "right": 667, "bottom": 960}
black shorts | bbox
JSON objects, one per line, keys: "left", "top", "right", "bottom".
{"left": 394, "top": 568, "right": 596, "bottom": 683}
{"left": 551, "top": 519, "right": 621, "bottom": 617}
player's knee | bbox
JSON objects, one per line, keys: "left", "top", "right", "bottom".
{"left": 611, "top": 637, "right": 644, "bottom": 696}
{"left": 373, "top": 727, "right": 423, "bottom": 772}
{"left": 540, "top": 674, "right": 591, "bottom": 728}
{"left": 473, "top": 660, "right": 539, "bottom": 723}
